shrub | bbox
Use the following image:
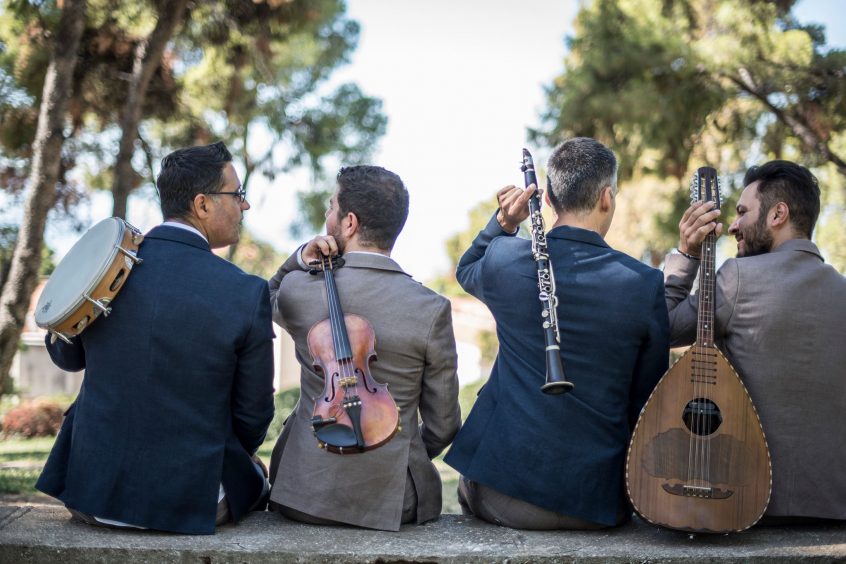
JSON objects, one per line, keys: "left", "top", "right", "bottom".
{"left": 266, "top": 387, "right": 301, "bottom": 440}
{"left": 2, "top": 400, "right": 64, "bottom": 438}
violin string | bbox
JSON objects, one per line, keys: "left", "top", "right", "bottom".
{"left": 326, "top": 259, "right": 349, "bottom": 398}
{"left": 325, "top": 257, "right": 347, "bottom": 412}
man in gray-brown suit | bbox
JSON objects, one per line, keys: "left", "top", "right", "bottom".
{"left": 665, "top": 160, "right": 846, "bottom": 524}
{"left": 267, "top": 165, "right": 461, "bottom": 531}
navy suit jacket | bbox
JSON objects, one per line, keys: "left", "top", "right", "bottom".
{"left": 36, "top": 225, "right": 275, "bottom": 534}
{"left": 444, "top": 214, "right": 669, "bottom": 526}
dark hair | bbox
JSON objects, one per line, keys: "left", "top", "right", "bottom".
{"left": 743, "top": 160, "right": 820, "bottom": 239}
{"left": 336, "top": 165, "right": 409, "bottom": 250}
{"left": 546, "top": 137, "right": 617, "bottom": 213}
{"left": 156, "top": 141, "right": 233, "bottom": 219}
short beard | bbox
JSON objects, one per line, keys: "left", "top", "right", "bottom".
{"left": 737, "top": 213, "right": 773, "bottom": 257}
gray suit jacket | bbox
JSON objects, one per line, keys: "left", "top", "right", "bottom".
{"left": 664, "top": 239, "right": 846, "bottom": 519}
{"left": 267, "top": 251, "right": 461, "bottom": 531}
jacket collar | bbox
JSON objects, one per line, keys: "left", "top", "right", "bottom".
{"left": 340, "top": 251, "right": 410, "bottom": 276}
{"left": 546, "top": 225, "right": 610, "bottom": 249}
{"left": 144, "top": 224, "right": 211, "bottom": 252}
{"left": 770, "top": 238, "right": 823, "bottom": 261}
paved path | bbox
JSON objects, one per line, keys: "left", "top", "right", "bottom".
{"left": 1, "top": 505, "right": 844, "bottom": 563}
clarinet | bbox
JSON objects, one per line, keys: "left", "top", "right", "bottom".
{"left": 521, "top": 148, "right": 574, "bottom": 395}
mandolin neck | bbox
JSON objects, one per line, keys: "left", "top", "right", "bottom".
{"left": 696, "top": 230, "right": 717, "bottom": 347}
{"left": 323, "top": 268, "right": 353, "bottom": 361}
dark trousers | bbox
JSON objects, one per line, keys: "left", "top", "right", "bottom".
{"left": 68, "top": 497, "right": 232, "bottom": 530}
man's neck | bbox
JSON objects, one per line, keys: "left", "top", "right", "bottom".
{"left": 343, "top": 239, "right": 391, "bottom": 256}
{"left": 550, "top": 211, "right": 605, "bottom": 238}
{"left": 770, "top": 227, "right": 807, "bottom": 252}
{"left": 167, "top": 217, "right": 208, "bottom": 238}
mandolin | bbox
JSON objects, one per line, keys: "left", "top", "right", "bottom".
{"left": 626, "top": 167, "right": 771, "bottom": 533}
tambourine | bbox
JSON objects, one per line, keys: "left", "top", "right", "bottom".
{"left": 35, "top": 217, "right": 144, "bottom": 343}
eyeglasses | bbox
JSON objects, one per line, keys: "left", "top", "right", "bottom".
{"left": 207, "top": 189, "right": 247, "bottom": 203}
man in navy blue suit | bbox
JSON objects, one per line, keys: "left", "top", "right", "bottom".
{"left": 444, "top": 137, "right": 669, "bottom": 530}
{"left": 36, "top": 142, "right": 275, "bottom": 534}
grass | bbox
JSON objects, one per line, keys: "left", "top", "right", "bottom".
{"left": 0, "top": 436, "right": 54, "bottom": 496}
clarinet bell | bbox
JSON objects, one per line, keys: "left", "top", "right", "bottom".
{"left": 541, "top": 347, "right": 574, "bottom": 395}
{"left": 542, "top": 380, "right": 574, "bottom": 395}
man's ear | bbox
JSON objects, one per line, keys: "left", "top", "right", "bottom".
{"left": 599, "top": 186, "right": 614, "bottom": 212}
{"left": 544, "top": 190, "right": 552, "bottom": 208}
{"left": 192, "top": 193, "right": 211, "bottom": 219}
{"left": 770, "top": 201, "right": 790, "bottom": 228}
{"left": 345, "top": 212, "right": 359, "bottom": 237}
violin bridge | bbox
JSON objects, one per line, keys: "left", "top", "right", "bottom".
{"left": 338, "top": 376, "right": 358, "bottom": 388}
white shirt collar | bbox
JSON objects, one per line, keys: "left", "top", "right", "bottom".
{"left": 161, "top": 221, "right": 208, "bottom": 243}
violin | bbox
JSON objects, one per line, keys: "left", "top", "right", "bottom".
{"left": 307, "top": 255, "right": 400, "bottom": 454}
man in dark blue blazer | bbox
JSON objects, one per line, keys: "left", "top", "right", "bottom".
{"left": 444, "top": 137, "right": 669, "bottom": 530}
{"left": 36, "top": 142, "right": 275, "bottom": 534}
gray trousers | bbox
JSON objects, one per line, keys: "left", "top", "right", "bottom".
{"left": 458, "top": 476, "right": 613, "bottom": 530}
{"left": 270, "top": 468, "right": 419, "bottom": 527}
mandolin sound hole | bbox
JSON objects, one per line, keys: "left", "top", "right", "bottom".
{"left": 683, "top": 398, "right": 722, "bottom": 436}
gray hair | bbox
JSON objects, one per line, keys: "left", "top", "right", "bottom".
{"left": 546, "top": 137, "right": 618, "bottom": 213}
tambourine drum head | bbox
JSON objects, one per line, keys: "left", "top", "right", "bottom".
{"left": 35, "top": 218, "right": 124, "bottom": 328}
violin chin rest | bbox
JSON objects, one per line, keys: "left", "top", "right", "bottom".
{"left": 315, "top": 424, "right": 359, "bottom": 448}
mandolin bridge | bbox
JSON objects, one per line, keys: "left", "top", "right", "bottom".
{"left": 662, "top": 483, "right": 733, "bottom": 499}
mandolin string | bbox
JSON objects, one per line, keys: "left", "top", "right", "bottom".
{"left": 687, "top": 174, "right": 698, "bottom": 489}
{"left": 703, "top": 229, "right": 712, "bottom": 488}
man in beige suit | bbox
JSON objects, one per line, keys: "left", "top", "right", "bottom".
{"left": 665, "top": 160, "right": 846, "bottom": 523}
{"left": 267, "top": 165, "right": 461, "bottom": 531}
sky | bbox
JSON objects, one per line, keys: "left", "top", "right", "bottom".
{"left": 39, "top": 0, "right": 846, "bottom": 283}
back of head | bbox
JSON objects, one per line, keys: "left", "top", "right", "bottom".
{"left": 157, "top": 142, "right": 233, "bottom": 220}
{"left": 336, "top": 165, "right": 409, "bottom": 250}
{"left": 743, "top": 160, "right": 820, "bottom": 239}
{"left": 546, "top": 137, "right": 618, "bottom": 213}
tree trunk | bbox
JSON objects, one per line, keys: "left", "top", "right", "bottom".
{"left": 0, "top": 0, "right": 87, "bottom": 396}
{"left": 111, "top": 0, "right": 189, "bottom": 219}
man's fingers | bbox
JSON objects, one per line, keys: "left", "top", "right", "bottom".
{"left": 516, "top": 183, "right": 537, "bottom": 205}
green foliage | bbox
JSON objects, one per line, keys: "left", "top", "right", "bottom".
{"left": 535, "top": 0, "right": 846, "bottom": 258}
{"left": 0, "top": 0, "right": 386, "bottom": 227}
{"left": 0, "top": 224, "right": 56, "bottom": 290}
{"left": 224, "top": 228, "right": 288, "bottom": 279}
{"left": 266, "top": 386, "right": 301, "bottom": 441}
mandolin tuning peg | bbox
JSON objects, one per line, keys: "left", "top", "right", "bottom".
{"left": 317, "top": 441, "right": 325, "bottom": 449}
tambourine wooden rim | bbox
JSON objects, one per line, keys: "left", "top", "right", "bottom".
{"left": 34, "top": 218, "right": 144, "bottom": 342}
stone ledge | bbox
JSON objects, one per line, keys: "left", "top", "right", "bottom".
{"left": 1, "top": 505, "right": 844, "bottom": 563}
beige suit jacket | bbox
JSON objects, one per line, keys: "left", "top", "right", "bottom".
{"left": 267, "top": 251, "right": 461, "bottom": 531}
{"left": 664, "top": 239, "right": 846, "bottom": 519}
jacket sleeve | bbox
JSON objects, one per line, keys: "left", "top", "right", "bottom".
{"left": 43, "top": 334, "right": 86, "bottom": 372}
{"left": 664, "top": 253, "right": 739, "bottom": 348}
{"left": 663, "top": 253, "right": 701, "bottom": 347}
{"left": 231, "top": 280, "right": 276, "bottom": 455}
{"left": 418, "top": 299, "right": 462, "bottom": 458}
{"left": 456, "top": 212, "right": 516, "bottom": 302}
{"left": 268, "top": 245, "right": 307, "bottom": 327}
{"left": 629, "top": 272, "right": 671, "bottom": 428}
